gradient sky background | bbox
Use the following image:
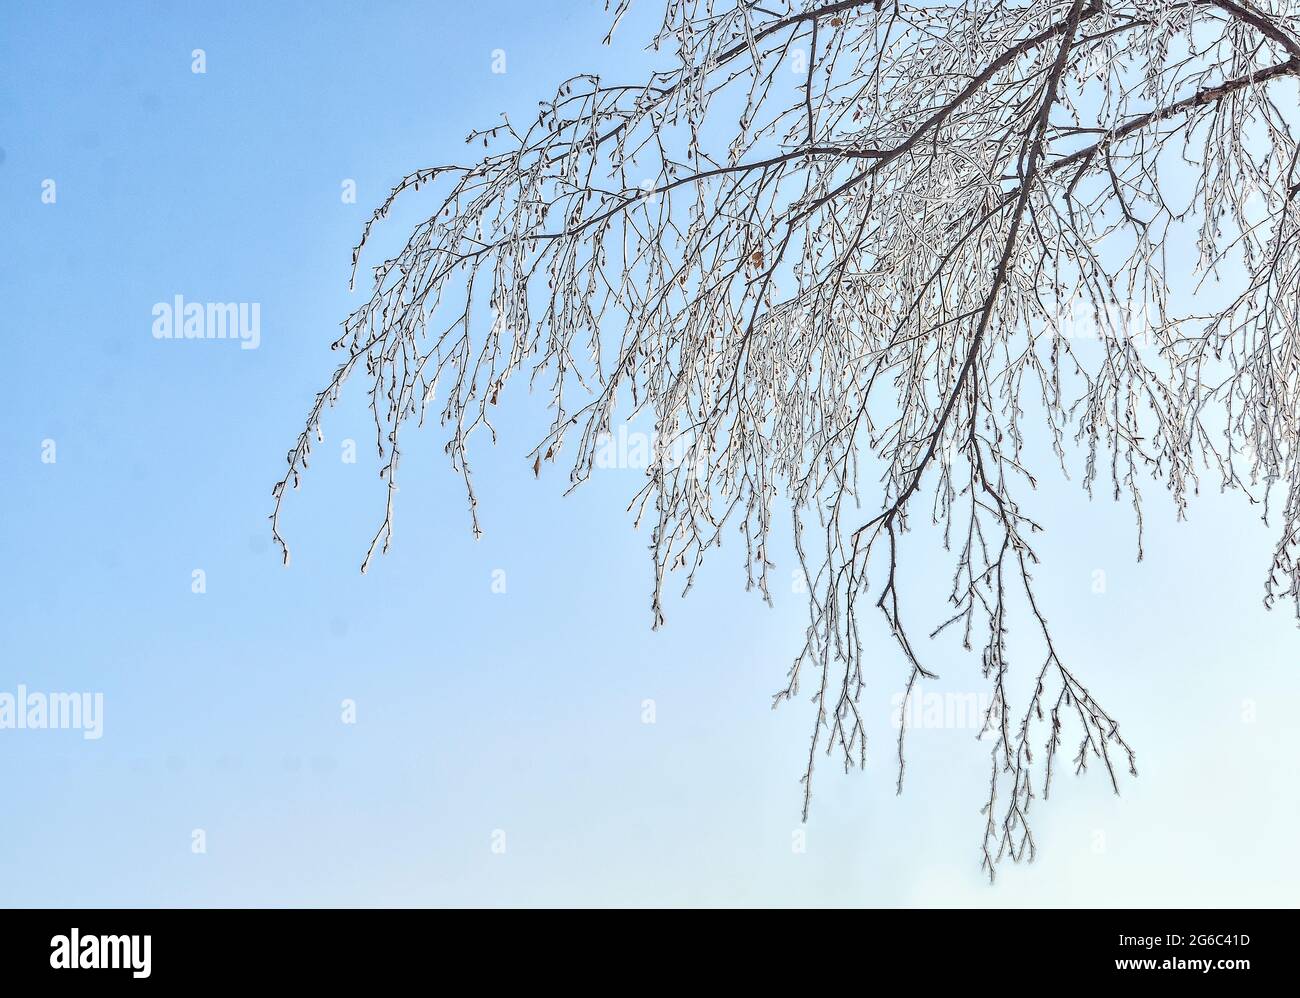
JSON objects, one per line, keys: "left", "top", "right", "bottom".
{"left": 2, "top": 0, "right": 1298, "bottom": 907}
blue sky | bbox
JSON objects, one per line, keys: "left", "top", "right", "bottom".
{"left": 1, "top": 0, "right": 1298, "bottom": 907}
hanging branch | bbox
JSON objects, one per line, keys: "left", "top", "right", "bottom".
{"left": 273, "top": 0, "right": 1300, "bottom": 877}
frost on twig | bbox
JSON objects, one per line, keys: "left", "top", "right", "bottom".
{"left": 273, "top": 0, "right": 1300, "bottom": 877}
